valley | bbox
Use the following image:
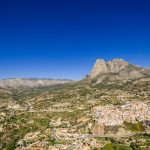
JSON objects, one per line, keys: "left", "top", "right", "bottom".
{"left": 0, "top": 59, "right": 150, "bottom": 150}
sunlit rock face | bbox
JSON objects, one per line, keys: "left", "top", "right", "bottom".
{"left": 90, "top": 58, "right": 129, "bottom": 79}
{"left": 89, "top": 58, "right": 150, "bottom": 82}
{"left": 107, "top": 59, "right": 129, "bottom": 73}
{"left": 90, "top": 59, "right": 108, "bottom": 78}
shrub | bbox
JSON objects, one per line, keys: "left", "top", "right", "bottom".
{"left": 124, "top": 121, "right": 145, "bottom": 132}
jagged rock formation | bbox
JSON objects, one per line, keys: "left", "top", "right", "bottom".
{"left": 89, "top": 58, "right": 150, "bottom": 83}
{"left": 107, "top": 59, "right": 129, "bottom": 73}
{"left": 90, "top": 59, "right": 108, "bottom": 77}
{"left": 0, "top": 78, "right": 72, "bottom": 88}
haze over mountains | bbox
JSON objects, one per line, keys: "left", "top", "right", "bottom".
{"left": 0, "top": 58, "right": 150, "bottom": 88}
{"left": 0, "top": 78, "right": 71, "bottom": 88}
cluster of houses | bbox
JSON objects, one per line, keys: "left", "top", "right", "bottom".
{"left": 93, "top": 101, "right": 150, "bottom": 126}
{"left": 49, "top": 117, "right": 71, "bottom": 128}
{"left": 54, "top": 128, "right": 79, "bottom": 140}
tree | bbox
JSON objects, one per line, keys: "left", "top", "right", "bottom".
{"left": 6, "top": 138, "right": 18, "bottom": 150}
{"left": 130, "top": 142, "right": 140, "bottom": 150}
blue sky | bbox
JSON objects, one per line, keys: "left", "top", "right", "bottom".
{"left": 0, "top": 0, "right": 150, "bottom": 80}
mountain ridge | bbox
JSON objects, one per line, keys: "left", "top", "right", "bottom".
{"left": 0, "top": 78, "right": 72, "bottom": 88}
{"left": 1, "top": 58, "right": 150, "bottom": 88}
{"left": 88, "top": 58, "right": 150, "bottom": 83}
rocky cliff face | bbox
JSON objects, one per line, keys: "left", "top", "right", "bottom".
{"left": 107, "top": 59, "right": 129, "bottom": 73}
{"left": 89, "top": 58, "right": 150, "bottom": 83}
{"left": 90, "top": 59, "right": 108, "bottom": 78}
{"left": 0, "top": 78, "right": 72, "bottom": 88}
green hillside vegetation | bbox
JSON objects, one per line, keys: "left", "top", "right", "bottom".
{"left": 124, "top": 121, "right": 145, "bottom": 132}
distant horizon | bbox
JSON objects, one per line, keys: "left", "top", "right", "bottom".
{"left": 0, "top": 0, "right": 150, "bottom": 80}
{"left": 0, "top": 57, "right": 150, "bottom": 80}
{"left": 0, "top": 77, "right": 74, "bottom": 81}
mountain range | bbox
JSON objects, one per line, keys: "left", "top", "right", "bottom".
{"left": 0, "top": 78, "right": 71, "bottom": 88}
{"left": 0, "top": 58, "right": 150, "bottom": 88}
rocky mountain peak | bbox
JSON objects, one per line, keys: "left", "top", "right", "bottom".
{"left": 107, "top": 58, "right": 129, "bottom": 73}
{"left": 90, "top": 59, "right": 108, "bottom": 78}
{"left": 89, "top": 58, "right": 150, "bottom": 83}
{"left": 90, "top": 58, "right": 129, "bottom": 78}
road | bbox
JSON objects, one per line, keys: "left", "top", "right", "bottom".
{"left": 52, "top": 128, "right": 140, "bottom": 141}
{"left": 52, "top": 129, "right": 150, "bottom": 150}
{"left": 52, "top": 129, "right": 61, "bottom": 140}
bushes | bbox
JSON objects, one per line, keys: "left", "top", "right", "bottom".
{"left": 79, "top": 88, "right": 90, "bottom": 96}
{"left": 49, "top": 136, "right": 56, "bottom": 145}
{"left": 19, "top": 127, "right": 31, "bottom": 139}
{"left": 123, "top": 121, "right": 145, "bottom": 132}
{"left": 143, "top": 133, "right": 150, "bottom": 137}
{"left": 103, "top": 143, "right": 131, "bottom": 150}
{"left": 130, "top": 142, "right": 140, "bottom": 150}
{"left": 6, "top": 138, "right": 18, "bottom": 150}
{"left": 103, "top": 143, "right": 114, "bottom": 150}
